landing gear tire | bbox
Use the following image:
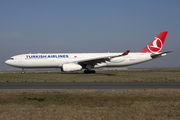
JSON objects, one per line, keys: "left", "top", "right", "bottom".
{"left": 84, "top": 70, "right": 96, "bottom": 74}
{"left": 91, "top": 70, "right": 96, "bottom": 74}
{"left": 83, "top": 70, "right": 87, "bottom": 74}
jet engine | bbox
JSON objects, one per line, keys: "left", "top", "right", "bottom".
{"left": 62, "top": 63, "right": 82, "bottom": 72}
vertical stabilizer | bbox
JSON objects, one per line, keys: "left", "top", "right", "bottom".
{"left": 138, "top": 31, "right": 168, "bottom": 53}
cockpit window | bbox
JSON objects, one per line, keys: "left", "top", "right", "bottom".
{"left": 9, "top": 58, "right": 14, "bottom": 60}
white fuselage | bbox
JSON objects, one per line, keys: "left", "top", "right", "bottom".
{"left": 5, "top": 52, "right": 152, "bottom": 69}
{"left": 5, "top": 31, "right": 171, "bottom": 73}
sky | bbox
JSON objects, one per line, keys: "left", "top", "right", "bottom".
{"left": 0, "top": 0, "right": 180, "bottom": 70}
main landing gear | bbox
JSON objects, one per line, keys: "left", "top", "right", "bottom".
{"left": 84, "top": 69, "right": 96, "bottom": 74}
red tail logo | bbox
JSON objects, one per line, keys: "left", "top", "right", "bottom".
{"left": 138, "top": 31, "right": 168, "bottom": 53}
{"left": 147, "top": 37, "right": 162, "bottom": 53}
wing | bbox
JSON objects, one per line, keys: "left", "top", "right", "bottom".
{"left": 75, "top": 50, "right": 130, "bottom": 66}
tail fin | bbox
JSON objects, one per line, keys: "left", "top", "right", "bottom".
{"left": 138, "top": 31, "right": 168, "bottom": 53}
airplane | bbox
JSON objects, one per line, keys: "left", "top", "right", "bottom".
{"left": 5, "top": 31, "right": 172, "bottom": 74}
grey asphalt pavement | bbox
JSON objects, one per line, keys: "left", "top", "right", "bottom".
{"left": 0, "top": 82, "right": 180, "bottom": 91}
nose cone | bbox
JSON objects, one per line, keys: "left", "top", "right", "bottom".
{"left": 5, "top": 60, "right": 10, "bottom": 65}
{"left": 5, "top": 60, "right": 9, "bottom": 64}
{"left": 5, "top": 57, "right": 18, "bottom": 67}
{"left": 5, "top": 59, "right": 15, "bottom": 66}
{"left": 5, "top": 59, "right": 16, "bottom": 67}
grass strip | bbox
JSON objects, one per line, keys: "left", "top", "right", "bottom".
{"left": 0, "top": 68, "right": 180, "bottom": 82}
{"left": 0, "top": 90, "right": 180, "bottom": 120}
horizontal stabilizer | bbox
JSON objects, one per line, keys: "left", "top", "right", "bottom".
{"left": 151, "top": 51, "right": 173, "bottom": 59}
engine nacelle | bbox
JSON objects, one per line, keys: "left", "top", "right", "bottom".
{"left": 62, "top": 63, "right": 82, "bottom": 72}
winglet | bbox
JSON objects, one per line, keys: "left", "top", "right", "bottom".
{"left": 122, "top": 50, "right": 130, "bottom": 55}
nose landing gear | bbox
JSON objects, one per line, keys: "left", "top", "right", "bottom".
{"left": 21, "top": 69, "right": 25, "bottom": 74}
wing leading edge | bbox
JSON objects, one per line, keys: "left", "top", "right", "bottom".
{"left": 76, "top": 50, "right": 130, "bottom": 66}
